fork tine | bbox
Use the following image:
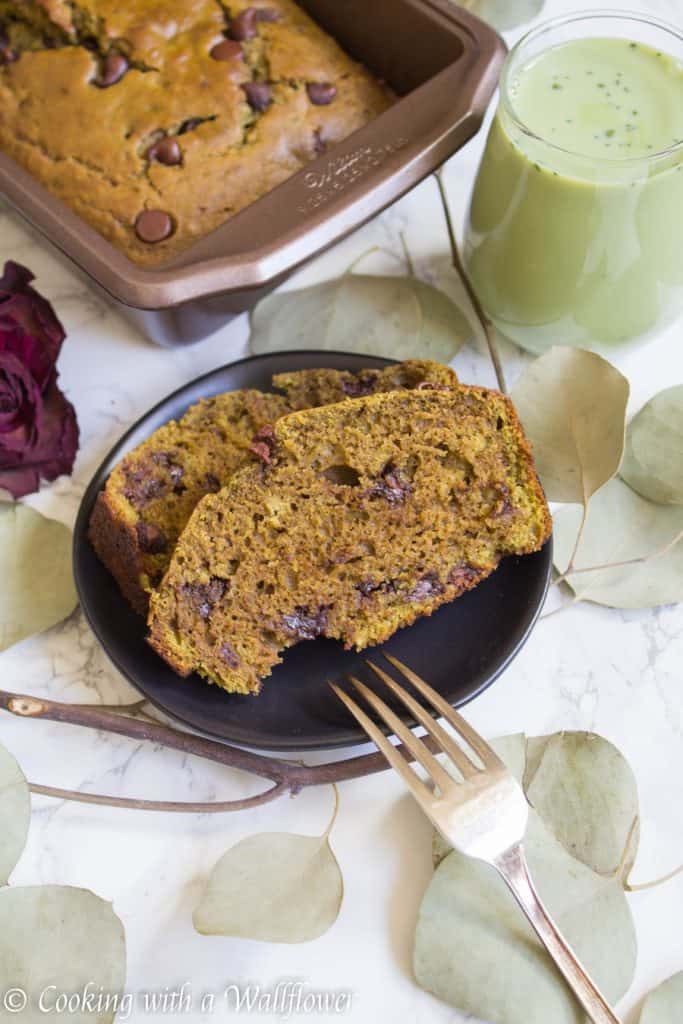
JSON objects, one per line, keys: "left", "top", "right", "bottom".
{"left": 330, "top": 684, "right": 434, "bottom": 804}
{"left": 366, "top": 661, "right": 479, "bottom": 780}
{"left": 382, "top": 653, "right": 505, "bottom": 771}
{"left": 347, "top": 676, "right": 455, "bottom": 794}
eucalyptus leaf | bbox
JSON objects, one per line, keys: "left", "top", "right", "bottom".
{"left": 553, "top": 478, "right": 683, "bottom": 608}
{"left": 0, "top": 741, "right": 30, "bottom": 884}
{"left": 0, "top": 886, "right": 126, "bottom": 1023}
{"left": 193, "top": 801, "right": 343, "bottom": 943}
{"left": 0, "top": 503, "right": 78, "bottom": 652}
{"left": 249, "top": 274, "right": 471, "bottom": 363}
{"left": 640, "top": 972, "right": 683, "bottom": 1024}
{"left": 459, "top": 0, "right": 545, "bottom": 31}
{"left": 524, "top": 732, "right": 639, "bottom": 878}
{"left": 621, "top": 386, "right": 683, "bottom": 505}
{"left": 511, "top": 347, "right": 629, "bottom": 503}
{"left": 414, "top": 813, "right": 637, "bottom": 1024}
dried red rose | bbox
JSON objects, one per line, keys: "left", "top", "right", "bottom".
{"left": 0, "top": 261, "right": 79, "bottom": 498}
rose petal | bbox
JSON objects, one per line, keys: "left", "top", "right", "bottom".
{"left": 25, "top": 379, "right": 79, "bottom": 482}
{"left": 0, "top": 351, "right": 40, "bottom": 440}
{"left": 0, "top": 262, "right": 77, "bottom": 498}
{"left": 0, "top": 466, "right": 40, "bottom": 500}
{"left": 0, "top": 261, "right": 65, "bottom": 387}
{"left": 0, "top": 261, "right": 34, "bottom": 295}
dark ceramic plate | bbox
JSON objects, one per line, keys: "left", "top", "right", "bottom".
{"left": 73, "top": 351, "right": 551, "bottom": 751}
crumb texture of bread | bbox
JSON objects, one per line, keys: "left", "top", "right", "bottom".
{"left": 0, "top": 0, "right": 392, "bottom": 264}
{"left": 148, "top": 387, "right": 552, "bottom": 695}
{"left": 89, "top": 361, "right": 455, "bottom": 613}
{"left": 88, "top": 389, "right": 290, "bottom": 613}
{"left": 273, "top": 360, "right": 458, "bottom": 408}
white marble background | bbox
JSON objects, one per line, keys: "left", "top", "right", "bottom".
{"left": 0, "top": 0, "right": 681, "bottom": 1021}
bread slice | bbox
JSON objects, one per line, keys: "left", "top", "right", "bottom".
{"left": 271, "top": 359, "right": 459, "bottom": 408}
{"left": 148, "top": 387, "right": 551, "bottom": 695}
{"left": 89, "top": 360, "right": 458, "bottom": 613}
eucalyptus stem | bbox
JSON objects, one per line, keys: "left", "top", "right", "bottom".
{"left": 0, "top": 688, "right": 440, "bottom": 812}
{"left": 433, "top": 169, "right": 507, "bottom": 394}
{"left": 625, "top": 861, "right": 683, "bottom": 892}
{"left": 28, "top": 781, "right": 289, "bottom": 814}
{"left": 399, "top": 231, "right": 416, "bottom": 276}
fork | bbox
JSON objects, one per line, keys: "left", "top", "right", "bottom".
{"left": 331, "top": 654, "right": 622, "bottom": 1024}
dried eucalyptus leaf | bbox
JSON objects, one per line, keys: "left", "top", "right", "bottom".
{"left": 0, "top": 886, "right": 126, "bottom": 1023}
{"left": 511, "top": 347, "right": 629, "bottom": 503}
{"left": 414, "top": 814, "right": 637, "bottom": 1024}
{"left": 432, "top": 734, "right": 526, "bottom": 868}
{"left": 0, "top": 503, "right": 78, "bottom": 652}
{"left": 621, "top": 386, "right": 683, "bottom": 505}
{"left": 640, "top": 972, "right": 683, "bottom": 1024}
{"left": 0, "top": 741, "right": 30, "bottom": 884}
{"left": 193, "top": 831, "right": 343, "bottom": 943}
{"left": 524, "top": 733, "right": 639, "bottom": 878}
{"left": 459, "top": 0, "right": 545, "bottom": 31}
{"left": 553, "top": 478, "right": 683, "bottom": 608}
{"left": 249, "top": 275, "right": 471, "bottom": 363}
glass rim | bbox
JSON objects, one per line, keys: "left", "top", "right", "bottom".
{"left": 499, "top": 8, "right": 683, "bottom": 167}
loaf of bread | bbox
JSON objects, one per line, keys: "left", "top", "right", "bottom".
{"left": 89, "top": 361, "right": 458, "bottom": 613}
{"left": 148, "top": 387, "right": 552, "bottom": 694}
{"left": 0, "top": 1, "right": 392, "bottom": 264}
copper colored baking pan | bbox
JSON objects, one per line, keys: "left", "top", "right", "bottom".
{"left": 0, "top": 0, "right": 505, "bottom": 346}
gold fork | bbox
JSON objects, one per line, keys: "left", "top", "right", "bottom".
{"left": 331, "top": 654, "right": 622, "bottom": 1024}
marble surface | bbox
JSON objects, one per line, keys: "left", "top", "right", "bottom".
{"left": 1, "top": 1, "right": 682, "bottom": 1021}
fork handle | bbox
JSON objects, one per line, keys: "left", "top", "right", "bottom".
{"left": 495, "top": 844, "right": 622, "bottom": 1024}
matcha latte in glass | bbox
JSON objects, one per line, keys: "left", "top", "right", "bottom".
{"left": 464, "top": 12, "right": 683, "bottom": 354}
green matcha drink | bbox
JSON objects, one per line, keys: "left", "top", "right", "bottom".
{"left": 465, "top": 14, "right": 683, "bottom": 353}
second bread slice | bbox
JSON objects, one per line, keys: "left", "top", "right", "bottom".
{"left": 148, "top": 387, "right": 551, "bottom": 695}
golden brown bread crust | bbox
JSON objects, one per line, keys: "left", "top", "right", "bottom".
{"left": 0, "top": 0, "right": 391, "bottom": 265}
{"left": 89, "top": 488, "right": 150, "bottom": 616}
{"left": 88, "top": 361, "right": 459, "bottom": 615}
{"left": 148, "top": 386, "right": 552, "bottom": 695}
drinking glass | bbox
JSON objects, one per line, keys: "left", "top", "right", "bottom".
{"left": 463, "top": 12, "right": 683, "bottom": 354}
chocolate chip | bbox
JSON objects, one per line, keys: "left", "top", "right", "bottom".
{"left": 250, "top": 441, "right": 272, "bottom": 463}
{"left": 96, "top": 52, "right": 128, "bottom": 88}
{"left": 408, "top": 572, "right": 444, "bottom": 602}
{"left": 356, "top": 578, "right": 396, "bottom": 599}
{"left": 367, "top": 462, "right": 412, "bottom": 504}
{"left": 151, "top": 451, "right": 184, "bottom": 491}
{"left": 123, "top": 467, "right": 166, "bottom": 508}
{"left": 204, "top": 473, "right": 221, "bottom": 492}
{"left": 492, "top": 484, "right": 514, "bottom": 518}
{"left": 0, "top": 45, "right": 18, "bottom": 65}
{"left": 210, "top": 39, "right": 243, "bottom": 61}
{"left": 228, "top": 7, "right": 259, "bottom": 40}
{"left": 180, "top": 578, "right": 226, "bottom": 620}
{"left": 135, "top": 209, "right": 175, "bottom": 244}
{"left": 242, "top": 81, "right": 272, "bottom": 112}
{"left": 136, "top": 521, "right": 168, "bottom": 554}
{"left": 306, "top": 82, "right": 337, "bottom": 106}
{"left": 447, "top": 563, "right": 481, "bottom": 589}
{"left": 219, "top": 642, "right": 240, "bottom": 668}
{"left": 146, "top": 136, "right": 182, "bottom": 166}
{"left": 342, "top": 373, "right": 376, "bottom": 398}
{"left": 281, "top": 605, "right": 329, "bottom": 640}
{"left": 249, "top": 423, "right": 277, "bottom": 463}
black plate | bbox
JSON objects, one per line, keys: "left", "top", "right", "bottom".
{"left": 74, "top": 351, "right": 551, "bottom": 751}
